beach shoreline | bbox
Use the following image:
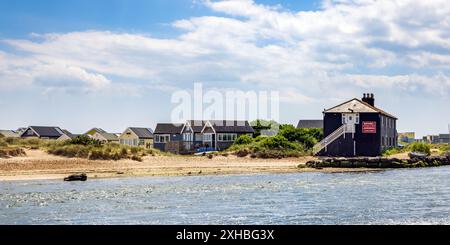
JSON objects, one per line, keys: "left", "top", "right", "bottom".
{"left": 0, "top": 149, "right": 381, "bottom": 181}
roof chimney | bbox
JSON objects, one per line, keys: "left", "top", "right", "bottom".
{"left": 362, "top": 93, "right": 375, "bottom": 107}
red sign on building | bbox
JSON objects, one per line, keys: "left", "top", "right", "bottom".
{"left": 362, "top": 121, "right": 377, "bottom": 133}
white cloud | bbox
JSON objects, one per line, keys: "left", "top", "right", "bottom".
{"left": 0, "top": 0, "right": 449, "bottom": 100}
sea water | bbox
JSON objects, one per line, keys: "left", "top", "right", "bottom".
{"left": 1, "top": 166, "right": 450, "bottom": 224}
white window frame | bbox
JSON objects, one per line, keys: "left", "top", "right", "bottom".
{"left": 155, "top": 134, "right": 170, "bottom": 143}
{"left": 203, "top": 133, "right": 213, "bottom": 142}
{"left": 218, "top": 133, "right": 237, "bottom": 142}
{"left": 183, "top": 133, "right": 192, "bottom": 142}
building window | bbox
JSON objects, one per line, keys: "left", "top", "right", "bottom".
{"left": 203, "top": 134, "right": 212, "bottom": 141}
{"left": 155, "top": 135, "right": 170, "bottom": 143}
{"left": 355, "top": 114, "right": 360, "bottom": 124}
{"left": 139, "top": 139, "right": 145, "bottom": 146}
{"left": 195, "top": 134, "right": 202, "bottom": 141}
{"left": 183, "top": 133, "right": 192, "bottom": 141}
{"left": 218, "top": 133, "right": 237, "bottom": 142}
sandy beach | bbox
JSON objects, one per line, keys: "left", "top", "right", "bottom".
{"left": 0, "top": 149, "right": 380, "bottom": 181}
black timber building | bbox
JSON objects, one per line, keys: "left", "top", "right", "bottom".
{"left": 315, "top": 94, "right": 398, "bottom": 157}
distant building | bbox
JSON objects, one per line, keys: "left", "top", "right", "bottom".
{"left": 15, "top": 128, "right": 27, "bottom": 136}
{"left": 119, "top": 127, "right": 154, "bottom": 148}
{"left": 91, "top": 131, "right": 119, "bottom": 143}
{"left": 315, "top": 93, "right": 397, "bottom": 157}
{"left": 439, "top": 134, "right": 450, "bottom": 143}
{"left": 154, "top": 120, "right": 254, "bottom": 153}
{"left": 153, "top": 123, "right": 184, "bottom": 153}
{"left": 57, "top": 130, "right": 79, "bottom": 141}
{"left": 85, "top": 128, "right": 106, "bottom": 136}
{"left": 20, "top": 126, "right": 65, "bottom": 140}
{"left": 0, "top": 130, "right": 20, "bottom": 138}
{"left": 398, "top": 132, "right": 415, "bottom": 143}
{"left": 297, "top": 120, "right": 323, "bottom": 129}
{"left": 423, "top": 135, "right": 439, "bottom": 144}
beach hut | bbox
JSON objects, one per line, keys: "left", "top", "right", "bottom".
{"left": 119, "top": 127, "right": 154, "bottom": 148}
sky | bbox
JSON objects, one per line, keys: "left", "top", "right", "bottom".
{"left": 0, "top": 0, "right": 449, "bottom": 137}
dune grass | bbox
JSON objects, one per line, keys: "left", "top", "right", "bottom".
{"left": 383, "top": 142, "right": 449, "bottom": 157}
{"left": 227, "top": 135, "right": 311, "bottom": 158}
{"left": 2, "top": 136, "right": 165, "bottom": 161}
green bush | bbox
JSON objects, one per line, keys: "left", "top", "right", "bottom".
{"left": 408, "top": 142, "right": 431, "bottom": 155}
{"left": 382, "top": 147, "right": 405, "bottom": 156}
{"left": 234, "top": 134, "right": 254, "bottom": 145}
{"left": 258, "top": 135, "right": 298, "bottom": 150}
{"left": 69, "top": 135, "right": 102, "bottom": 146}
{"left": 228, "top": 134, "right": 309, "bottom": 158}
{"left": 277, "top": 125, "right": 323, "bottom": 149}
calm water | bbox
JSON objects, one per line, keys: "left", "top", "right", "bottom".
{"left": 1, "top": 167, "right": 450, "bottom": 225}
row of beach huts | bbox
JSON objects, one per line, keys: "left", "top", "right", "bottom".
{"left": 0, "top": 121, "right": 265, "bottom": 154}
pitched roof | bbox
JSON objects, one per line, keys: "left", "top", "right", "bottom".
{"left": 0, "top": 130, "right": 20, "bottom": 138}
{"left": 154, "top": 123, "right": 184, "bottom": 134}
{"left": 186, "top": 120, "right": 207, "bottom": 133}
{"left": 323, "top": 98, "right": 397, "bottom": 119}
{"left": 129, "top": 127, "right": 154, "bottom": 139}
{"left": 27, "top": 126, "right": 64, "bottom": 138}
{"left": 61, "top": 129, "right": 79, "bottom": 139}
{"left": 297, "top": 120, "right": 323, "bottom": 129}
{"left": 96, "top": 131, "right": 119, "bottom": 141}
{"left": 85, "top": 128, "right": 106, "bottom": 135}
{"left": 207, "top": 120, "right": 255, "bottom": 133}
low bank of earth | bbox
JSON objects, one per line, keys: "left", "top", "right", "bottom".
{"left": 0, "top": 149, "right": 379, "bottom": 181}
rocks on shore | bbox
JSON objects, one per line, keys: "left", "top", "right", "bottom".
{"left": 64, "top": 173, "right": 87, "bottom": 181}
{"left": 304, "top": 154, "right": 450, "bottom": 169}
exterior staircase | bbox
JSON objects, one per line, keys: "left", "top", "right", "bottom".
{"left": 313, "top": 125, "right": 346, "bottom": 155}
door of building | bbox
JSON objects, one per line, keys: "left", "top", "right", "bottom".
{"left": 342, "top": 113, "right": 359, "bottom": 133}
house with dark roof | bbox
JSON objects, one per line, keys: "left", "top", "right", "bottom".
{"left": 153, "top": 120, "right": 255, "bottom": 153}
{"left": 153, "top": 123, "right": 184, "bottom": 152}
{"left": 314, "top": 93, "right": 398, "bottom": 157}
{"left": 297, "top": 120, "right": 323, "bottom": 129}
{"left": 0, "top": 130, "right": 20, "bottom": 138}
{"left": 20, "top": 126, "right": 65, "bottom": 140}
{"left": 119, "top": 127, "right": 154, "bottom": 148}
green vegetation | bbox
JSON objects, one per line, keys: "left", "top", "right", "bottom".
{"left": 382, "top": 147, "right": 405, "bottom": 156}
{"left": 250, "top": 119, "right": 280, "bottom": 137}
{"left": 431, "top": 143, "right": 450, "bottom": 153}
{"left": 2, "top": 136, "right": 163, "bottom": 161}
{"left": 228, "top": 123, "right": 323, "bottom": 158}
{"left": 382, "top": 142, "right": 446, "bottom": 157}
{"left": 234, "top": 134, "right": 254, "bottom": 145}
{"left": 278, "top": 125, "right": 323, "bottom": 148}
{"left": 68, "top": 135, "right": 102, "bottom": 146}
{"left": 408, "top": 142, "right": 431, "bottom": 155}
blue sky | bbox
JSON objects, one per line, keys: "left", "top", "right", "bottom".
{"left": 0, "top": 0, "right": 449, "bottom": 137}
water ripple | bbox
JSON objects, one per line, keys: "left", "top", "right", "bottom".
{"left": 1, "top": 166, "right": 450, "bottom": 224}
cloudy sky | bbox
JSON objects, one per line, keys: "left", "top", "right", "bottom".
{"left": 0, "top": 0, "right": 449, "bottom": 137}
